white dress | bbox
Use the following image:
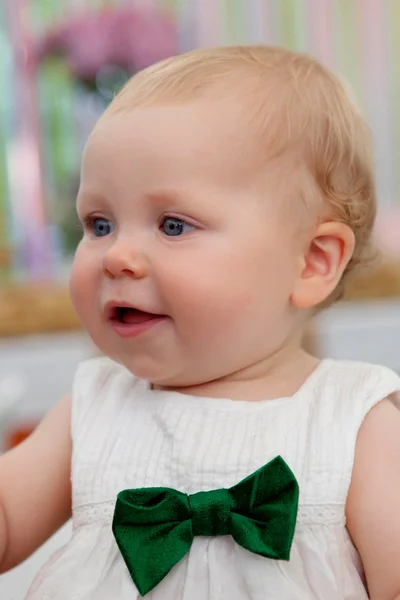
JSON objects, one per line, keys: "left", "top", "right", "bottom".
{"left": 27, "top": 356, "right": 400, "bottom": 600}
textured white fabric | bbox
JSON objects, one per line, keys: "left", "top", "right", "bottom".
{"left": 26, "top": 356, "right": 400, "bottom": 600}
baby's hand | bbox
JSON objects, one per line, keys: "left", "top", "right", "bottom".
{"left": 346, "top": 394, "right": 400, "bottom": 600}
{"left": 0, "top": 395, "right": 72, "bottom": 572}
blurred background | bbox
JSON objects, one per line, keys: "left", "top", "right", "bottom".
{"left": 0, "top": 1, "right": 399, "bottom": 597}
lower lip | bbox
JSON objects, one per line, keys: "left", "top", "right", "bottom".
{"left": 109, "top": 316, "right": 168, "bottom": 338}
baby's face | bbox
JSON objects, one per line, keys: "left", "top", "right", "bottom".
{"left": 71, "top": 98, "right": 306, "bottom": 387}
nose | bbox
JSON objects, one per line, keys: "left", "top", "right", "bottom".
{"left": 102, "top": 240, "right": 148, "bottom": 280}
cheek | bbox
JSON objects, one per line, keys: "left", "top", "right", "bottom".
{"left": 161, "top": 237, "right": 294, "bottom": 330}
{"left": 69, "top": 245, "right": 97, "bottom": 319}
{"left": 159, "top": 250, "right": 262, "bottom": 330}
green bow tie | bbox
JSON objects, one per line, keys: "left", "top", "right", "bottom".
{"left": 112, "top": 455, "right": 299, "bottom": 597}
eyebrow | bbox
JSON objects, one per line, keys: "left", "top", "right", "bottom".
{"left": 143, "top": 188, "right": 201, "bottom": 209}
{"left": 76, "top": 190, "right": 108, "bottom": 206}
{"left": 144, "top": 189, "right": 183, "bottom": 203}
{"left": 76, "top": 187, "right": 202, "bottom": 216}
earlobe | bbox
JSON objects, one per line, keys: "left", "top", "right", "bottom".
{"left": 291, "top": 221, "right": 355, "bottom": 309}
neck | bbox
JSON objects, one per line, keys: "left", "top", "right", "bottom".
{"left": 158, "top": 343, "right": 320, "bottom": 402}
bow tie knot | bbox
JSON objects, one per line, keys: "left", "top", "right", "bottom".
{"left": 188, "top": 489, "right": 232, "bottom": 536}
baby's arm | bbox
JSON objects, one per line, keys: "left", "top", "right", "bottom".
{"left": 0, "top": 395, "right": 72, "bottom": 572}
{"left": 346, "top": 395, "right": 400, "bottom": 600}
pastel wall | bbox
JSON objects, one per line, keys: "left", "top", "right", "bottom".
{"left": 0, "top": 0, "right": 399, "bottom": 282}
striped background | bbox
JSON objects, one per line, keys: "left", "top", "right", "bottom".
{"left": 0, "top": 0, "right": 399, "bottom": 280}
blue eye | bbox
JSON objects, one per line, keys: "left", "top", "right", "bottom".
{"left": 92, "top": 218, "right": 114, "bottom": 237}
{"left": 161, "top": 217, "right": 195, "bottom": 237}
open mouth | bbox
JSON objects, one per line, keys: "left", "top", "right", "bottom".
{"left": 104, "top": 302, "right": 168, "bottom": 337}
{"left": 108, "top": 306, "right": 159, "bottom": 325}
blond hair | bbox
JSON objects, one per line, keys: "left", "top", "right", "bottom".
{"left": 108, "top": 45, "right": 377, "bottom": 305}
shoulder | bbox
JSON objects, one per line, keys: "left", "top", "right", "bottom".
{"left": 348, "top": 392, "right": 400, "bottom": 481}
{"left": 348, "top": 392, "right": 400, "bottom": 491}
{"left": 307, "top": 359, "right": 400, "bottom": 433}
{"left": 72, "top": 355, "right": 140, "bottom": 396}
{"left": 318, "top": 358, "right": 400, "bottom": 391}
{"left": 71, "top": 356, "right": 143, "bottom": 437}
{"left": 346, "top": 394, "right": 400, "bottom": 599}
{"left": 312, "top": 359, "right": 400, "bottom": 418}
{"left": 302, "top": 361, "right": 400, "bottom": 506}
{"left": 73, "top": 355, "right": 122, "bottom": 387}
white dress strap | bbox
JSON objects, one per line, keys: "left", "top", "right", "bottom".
{"left": 302, "top": 360, "right": 400, "bottom": 507}
{"left": 71, "top": 356, "right": 115, "bottom": 441}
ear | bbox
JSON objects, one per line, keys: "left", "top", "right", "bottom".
{"left": 291, "top": 221, "right": 355, "bottom": 309}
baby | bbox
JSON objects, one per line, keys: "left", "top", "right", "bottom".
{"left": 1, "top": 45, "right": 400, "bottom": 600}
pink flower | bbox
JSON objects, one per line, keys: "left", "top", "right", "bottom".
{"left": 36, "top": 6, "right": 178, "bottom": 80}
